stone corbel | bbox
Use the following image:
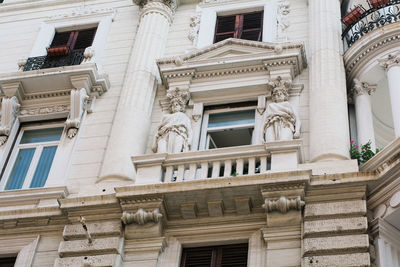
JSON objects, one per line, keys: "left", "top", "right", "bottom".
{"left": 262, "top": 196, "right": 304, "bottom": 214}
{"left": 65, "top": 88, "right": 88, "bottom": 138}
{"left": 257, "top": 95, "right": 266, "bottom": 115}
{"left": 82, "top": 46, "right": 95, "bottom": 64}
{"left": 192, "top": 102, "right": 203, "bottom": 122}
{"left": 0, "top": 96, "right": 20, "bottom": 146}
{"left": 121, "top": 208, "right": 163, "bottom": 225}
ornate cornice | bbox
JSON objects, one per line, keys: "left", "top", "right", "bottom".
{"left": 20, "top": 104, "right": 69, "bottom": 116}
{"left": 47, "top": 4, "right": 116, "bottom": 22}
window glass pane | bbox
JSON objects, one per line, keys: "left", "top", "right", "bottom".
{"left": 5, "top": 148, "right": 35, "bottom": 190}
{"left": 208, "top": 110, "right": 255, "bottom": 128}
{"left": 216, "top": 16, "right": 236, "bottom": 33}
{"left": 21, "top": 127, "right": 63, "bottom": 144}
{"left": 243, "top": 12, "right": 263, "bottom": 30}
{"left": 30, "top": 146, "right": 58, "bottom": 188}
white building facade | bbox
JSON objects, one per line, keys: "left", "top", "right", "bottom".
{"left": 0, "top": 0, "right": 399, "bottom": 266}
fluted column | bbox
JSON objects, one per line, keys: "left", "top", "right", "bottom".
{"left": 379, "top": 52, "right": 400, "bottom": 137}
{"left": 309, "top": 0, "right": 350, "bottom": 162}
{"left": 352, "top": 79, "right": 376, "bottom": 151}
{"left": 99, "top": 0, "right": 175, "bottom": 182}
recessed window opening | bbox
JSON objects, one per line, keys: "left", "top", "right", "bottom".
{"left": 0, "top": 125, "right": 64, "bottom": 190}
{"left": 47, "top": 28, "right": 97, "bottom": 57}
{"left": 214, "top": 11, "right": 263, "bottom": 43}
{"left": 181, "top": 243, "right": 248, "bottom": 267}
{"left": 200, "top": 106, "right": 256, "bottom": 150}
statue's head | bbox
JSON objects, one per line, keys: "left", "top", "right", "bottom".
{"left": 272, "top": 87, "right": 289, "bottom": 103}
{"left": 167, "top": 87, "right": 189, "bottom": 113}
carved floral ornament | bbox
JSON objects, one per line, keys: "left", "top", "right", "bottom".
{"left": 378, "top": 52, "right": 400, "bottom": 70}
{"left": 47, "top": 4, "right": 116, "bottom": 21}
{"left": 352, "top": 78, "right": 376, "bottom": 97}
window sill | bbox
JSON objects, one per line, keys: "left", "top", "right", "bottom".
{"left": 0, "top": 185, "right": 67, "bottom": 221}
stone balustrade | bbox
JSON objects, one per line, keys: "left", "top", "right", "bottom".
{"left": 132, "top": 140, "right": 302, "bottom": 185}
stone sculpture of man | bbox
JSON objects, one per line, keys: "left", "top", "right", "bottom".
{"left": 152, "top": 88, "right": 192, "bottom": 154}
{"left": 264, "top": 77, "right": 301, "bottom": 142}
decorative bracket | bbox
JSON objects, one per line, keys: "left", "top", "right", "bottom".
{"left": 262, "top": 196, "right": 304, "bottom": 214}
{"left": 0, "top": 96, "right": 20, "bottom": 146}
{"left": 65, "top": 88, "right": 89, "bottom": 138}
{"left": 121, "top": 208, "right": 163, "bottom": 225}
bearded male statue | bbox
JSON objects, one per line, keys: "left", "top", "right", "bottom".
{"left": 152, "top": 89, "right": 192, "bottom": 154}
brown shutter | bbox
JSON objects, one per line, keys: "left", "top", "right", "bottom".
{"left": 214, "top": 15, "right": 236, "bottom": 43}
{"left": 241, "top": 11, "right": 263, "bottom": 41}
{"left": 181, "top": 243, "right": 248, "bottom": 267}
{"left": 73, "top": 28, "right": 97, "bottom": 51}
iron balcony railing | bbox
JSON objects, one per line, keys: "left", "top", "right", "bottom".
{"left": 23, "top": 50, "right": 85, "bottom": 71}
{"left": 342, "top": 0, "right": 400, "bottom": 48}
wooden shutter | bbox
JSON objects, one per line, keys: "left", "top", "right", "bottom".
{"left": 47, "top": 31, "right": 74, "bottom": 57}
{"left": 181, "top": 243, "right": 248, "bottom": 267}
{"left": 214, "top": 15, "right": 236, "bottom": 43}
{"left": 73, "top": 28, "right": 97, "bottom": 51}
{"left": 214, "top": 11, "right": 263, "bottom": 43}
{"left": 241, "top": 12, "right": 263, "bottom": 41}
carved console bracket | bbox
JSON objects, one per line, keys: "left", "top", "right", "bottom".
{"left": 0, "top": 96, "right": 20, "bottom": 146}
{"left": 262, "top": 196, "right": 304, "bottom": 214}
{"left": 65, "top": 88, "right": 89, "bottom": 139}
{"left": 121, "top": 208, "right": 163, "bottom": 225}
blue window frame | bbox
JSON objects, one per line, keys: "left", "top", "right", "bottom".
{"left": 0, "top": 126, "right": 63, "bottom": 190}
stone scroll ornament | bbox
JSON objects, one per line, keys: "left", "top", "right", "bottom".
{"left": 152, "top": 88, "right": 193, "bottom": 154}
{"left": 264, "top": 76, "right": 301, "bottom": 142}
{"left": 65, "top": 88, "right": 89, "bottom": 138}
{"left": 0, "top": 96, "right": 20, "bottom": 146}
{"left": 262, "top": 196, "right": 305, "bottom": 214}
{"left": 121, "top": 209, "right": 163, "bottom": 225}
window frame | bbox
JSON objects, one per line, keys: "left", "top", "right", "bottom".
{"left": 196, "top": 0, "right": 277, "bottom": 48}
{"left": 199, "top": 105, "right": 257, "bottom": 150}
{"left": 214, "top": 11, "right": 264, "bottom": 43}
{"left": 0, "top": 123, "right": 64, "bottom": 191}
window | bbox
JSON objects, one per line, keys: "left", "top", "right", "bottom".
{"left": 47, "top": 28, "right": 97, "bottom": 57}
{"left": 0, "top": 257, "right": 16, "bottom": 267}
{"left": 181, "top": 243, "right": 248, "bottom": 267}
{"left": 0, "top": 126, "right": 63, "bottom": 190}
{"left": 199, "top": 104, "right": 256, "bottom": 150}
{"left": 23, "top": 28, "right": 97, "bottom": 71}
{"left": 214, "top": 11, "right": 263, "bottom": 43}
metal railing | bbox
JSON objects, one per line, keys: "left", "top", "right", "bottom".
{"left": 342, "top": 0, "right": 400, "bottom": 48}
{"left": 23, "top": 50, "right": 85, "bottom": 71}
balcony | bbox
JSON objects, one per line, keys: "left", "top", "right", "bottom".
{"left": 132, "top": 140, "right": 302, "bottom": 185}
{"left": 342, "top": 0, "right": 400, "bottom": 48}
{"left": 23, "top": 50, "right": 85, "bottom": 72}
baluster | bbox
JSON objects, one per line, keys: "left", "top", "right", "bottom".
{"left": 236, "top": 159, "right": 244, "bottom": 176}
{"left": 248, "top": 157, "right": 255, "bottom": 175}
{"left": 176, "top": 164, "right": 185, "bottom": 182}
{"left": 200, "top": 162, "right": 208, "bottom": 179}
{"left": 212, "top": 161, "right": 221, "bottom": 178}
{"left": 188, "top": 163, "right": 197, "bottom": 180}
{"left": 224, "top": 160, "right": 232, "bottom": 177}
{"left": 260, "top": 156, "right": 267, "bottom": 173}
{"left": 165, "top": 166, "right": 174, "bottom": 182}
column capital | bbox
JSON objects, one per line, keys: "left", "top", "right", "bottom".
{"left": 352, "top": 78, "right": 376, "bottom": 97}
{"left": 134, "top": 0, "right": 178, "bottom": 12}
{"left": 379, "top": 52, "right": 400, "bottom": 70}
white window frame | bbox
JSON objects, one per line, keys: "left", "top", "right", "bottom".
{"left": 199, "top": 105, "right": 256, "bottom": 150}
{"left": 196, "top": 0, "right": 278, "bottom": 48}
{"left": 0, "top": 123, "right": 65, "bottom": 191}
{"left": 28, "top": 7, "right": 115, "bottom": 73}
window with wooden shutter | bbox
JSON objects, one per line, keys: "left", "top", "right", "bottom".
{"left": 181, "top": 243, "right": 248, "bottom": 267}
{"left": 47, "top": 28, "right": 96, "bottom": 57}
{"left": 214, "top": 11, "right": 263, "bottom": 43}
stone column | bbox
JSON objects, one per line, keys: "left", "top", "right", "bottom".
{"left": 99, "top": 0, "right": 175, "bottom": 182}
{"left": 309, "top": 0, "right": 350, "bottom": 162}
{"left": 379, "top": 52, "right": 400, "bottom": 137}
{"left": 352, "top": 79, "right": 376, "bottom": 151}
